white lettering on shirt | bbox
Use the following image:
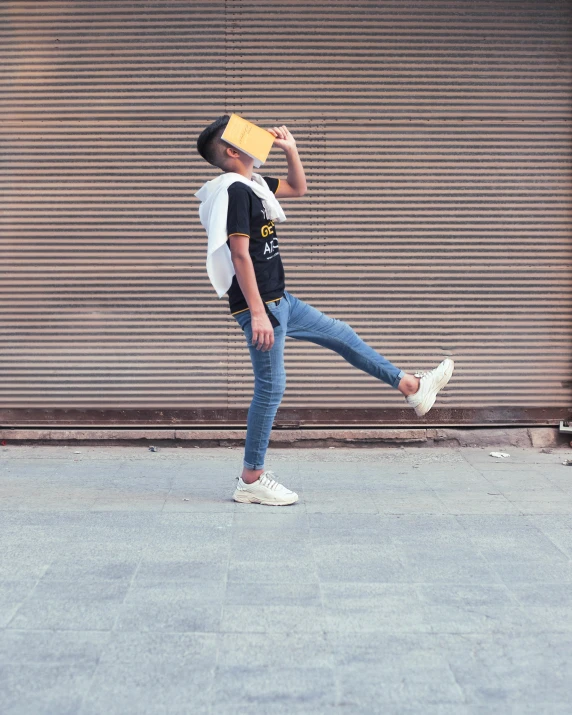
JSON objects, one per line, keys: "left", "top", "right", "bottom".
{"left": 264, "top": 238, "right": 279, "bottom": 255}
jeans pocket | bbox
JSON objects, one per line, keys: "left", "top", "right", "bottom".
{"left": 265, "top": 301, "right": 281, "bottom": 328}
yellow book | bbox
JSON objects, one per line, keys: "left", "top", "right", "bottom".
{"left": 221, "top": 114, "right": 275, "bottom": 168}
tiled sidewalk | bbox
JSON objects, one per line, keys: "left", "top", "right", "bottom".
{"left": 1, "top": 444, "right": 572, "bottom": 714}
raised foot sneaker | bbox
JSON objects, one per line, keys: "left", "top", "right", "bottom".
{"left": 233, "top": 470, "right": 299, "bottom": 506}
{"left": 405, "top": 358, "right": 454, "bottom": 417}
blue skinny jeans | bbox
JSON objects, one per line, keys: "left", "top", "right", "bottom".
{"left": 233, "top": 290, "right": 404, "bottom": 470}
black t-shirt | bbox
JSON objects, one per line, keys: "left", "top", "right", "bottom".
{"left": 226, "top": 176, "right": 285, "bottom": 314}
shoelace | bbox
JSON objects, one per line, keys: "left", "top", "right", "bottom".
{"left": 235, "top": 470, "right": 281, "bottom": 489}
{"left": 414, "top": 370, "right": 428, "bottom": 379}
{"left": 259, "top": 470, "right": 280, "bottom": 490}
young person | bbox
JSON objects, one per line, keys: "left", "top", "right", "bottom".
{"left": 195, "top": 115, "right": 453, "bottom": 506}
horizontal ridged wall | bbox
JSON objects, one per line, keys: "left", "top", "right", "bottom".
{"left": 1, "top": 0, "right": 571, "bottom": 424}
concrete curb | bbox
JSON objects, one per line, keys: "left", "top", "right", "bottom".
{"left": 0, "top": 426, "right": 566, "bottom": 449}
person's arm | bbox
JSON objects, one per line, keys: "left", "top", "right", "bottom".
{"left": 267, "top": 125, "right": 307, "bottom": 198}
{"left": 229, "top": 235, "right": 274, "bottom": 352}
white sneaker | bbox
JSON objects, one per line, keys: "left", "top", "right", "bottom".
{"left": 405, "top": 358, "right": 454, "bottom": 417}
{"left": 233, "top": 470, "right": 299, "bottom": 506}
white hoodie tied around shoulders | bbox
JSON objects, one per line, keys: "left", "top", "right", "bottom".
{"left": 194, "top": 172, "right": 287, "bottom": 298}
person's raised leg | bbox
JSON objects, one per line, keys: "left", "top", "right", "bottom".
{"left": 284, "top": 291, "right": 453, "bottom": 416}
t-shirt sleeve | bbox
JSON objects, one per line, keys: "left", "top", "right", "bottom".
{"left": 262, "top": 176, "right": 280, "bottom": 194}
{"left": 226, "top": 184, "right": 251, "bottom": 237}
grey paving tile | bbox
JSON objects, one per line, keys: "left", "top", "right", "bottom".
{"left": 308, "top": 513, "right": 387, "bottom": 531}
{"left": 462, "top": 448, "right": 563, "bottom": 466}
{"left": 6, "top": 580, "right": 128, "bottom": 631}
{"left": 505, "top": 493, "right": 572, "bottom": 514}
{"left": 1, "top": 539, "right": 55, "bottom": 560}
{"left": 157, "top": 512, "right": 235, "bottom": 529}
{"left": 135, "top": 558, "right": 227, "bottom": 582}
{"left": 418, "top": 473, "right": 487, "bottom": 491}
{"left": 229, "top": 538, "right": 312, "bottom": 562}
{"left": 228, "top": 558, "right": 318, "bottom": 583}
{"left": 368, "top": 478, "right": 436, "bottom": 493}
{"left": 545, "top": 474, "right": 572, "bottom": 494}
{"left": 303, "top": 489, "right": 378, "bottom": 513}
{"left": 0, "top": 552, "right": 55, "bottom": 581}
{"left": 0, "top": 511, "right": 89, "bottom": 532}
{"left": 485, "top": 472, "right": 561, "bottom": 491}
{"left": 225, "top": 581, "right": 321, "bottom": 606}
{"left": 455, "top": 515, "right": 570, "bottom": 563}
{"left": 59, "top": 513, "right": 163, "bottom": 544}
{"left": 334, "top": 662, "right": 465, "bottom": 709}
{"left": 470, "top": 463, "right": 552, "bottom": 475}
{"left": 9, "top": 498, "right": 98, "bottom": 512}
{"left": 212, "top": 666, "right": 336, "bottom": 714}
{"left": 490, "top": 560, "right": 572, "bottom": 584}
{"left": 417, "top": 584, "right": 531, "bottom": 634}
{"left": 0, "top": 498, "right": 24, "bottom": 510}
{"left": 114, "top": 580, "right": 224, "bottom": 633}
{"left": 502, "top": 582, "right": 572, "bottom": 632}
{"left": 42, "top": 557, "right": 139, "bottom": 583}
{"left": 321, "top": 583, "right": 427, "bottom": 633}
{"left": 162, "top": 491, "right": 235, "bottom": 512}
{"left": 80, "top": 661, "right": 214, "bottom": 715}
{"left": 30, "top": 579, "right": 130, "bottom": 602}
{"left": 0, "top": 662, "right": 96, "bottom": 715}
{"left": 221, "top": 605, "right": 326, "bottom": 633}
{"left": 149, "top": 525, "right": 232, "bottom": 546}
{"left": 418, "top": 583, "right": 514, "bottom": 608}
{"left": 0, "top": 580, "right": 39, "bottom": 628}
{"left": 218, "top": 632, "right": 333, "bottom": 668}
{"left": 0, "top": 630, "right": 109, "bottom": 665}
{"left": 508, "top": 581, "right": 572, "bottom": 607}
{"left": 90, "top": 495, "right": 168, "bottom": 512}
{"left": 137, "top": 539, "right": 230, "bottom": 563}
{"left": 309, "top": 525, "right": 394, "bottom": 547}
{"left": 523, "top": 607, "right": 572, "bottom": 633}
{"left": 76, "top": 633, "right": 217, "bottom": 712}
{"left": 435, "top": 491, "right": 520, "bottom": 515}
{"left": 456, "top": 707, "right": 572, "bottom": 715}
{"left": 372, "top": 491, "right": 446, "bottom": 514}
{"left": 329, "top": 632, "right": 468, "bottom": 707}
{"left": 446, "top": 632, "right": 572, "bottom": 705}
{"left": 96, "top": 631, "right": 217, "bottom": 666}
{"left": 398, "top": 548, "right": 503, "bottom": 585}
{"left": 328, "top": 632, "right": 452, "bottom": 665}
{"left": 51, "top": 541, "right": 144, "bottom": 563}
{"left": 502, "top": 489, "right": 571, "bottom": 502}
{"left": 527, "top": 514, "right": 572, "bottom": 532}
{"left": 314, "top": 543, "right": 407, "bottom": 583}
{"left": 379, "top": 514, "right": 468, "bottom": 540}
{"left": 233, "top": 511, "right": 308, "bottom": 530}
{"left": 90, "top": 512, "right": 226, "bottom": 536}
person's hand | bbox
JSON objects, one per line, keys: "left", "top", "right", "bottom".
{"left": 267, "top": 125, "right": 297, "bottom": 153}
{"left": 251, "top": 313, "right": 275, "bottom": 351}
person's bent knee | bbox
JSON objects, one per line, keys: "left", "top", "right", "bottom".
{"left": 252, "top": 379, "right": 286, "bottom": 408}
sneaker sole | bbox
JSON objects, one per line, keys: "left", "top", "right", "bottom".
{"left": 233, "top": 491, "right": 299, "bottom": 506}
{"left": 415, "top": 359, "right": 454, "bottom": 417}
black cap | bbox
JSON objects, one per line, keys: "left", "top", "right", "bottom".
{"left": 196, "top": 114, "right": 230, "bottom": 164}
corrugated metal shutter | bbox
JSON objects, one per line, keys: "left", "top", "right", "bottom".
{"left": 1, "top": 0, "right": 571, "bottom": 427}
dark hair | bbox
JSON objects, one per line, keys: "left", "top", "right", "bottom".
{"left": 196, "top": 114, "right": 231, "bottom": 167}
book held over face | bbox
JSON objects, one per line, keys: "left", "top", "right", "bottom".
{"left": 221, "top": 114, "right": 275, "bottom": 168}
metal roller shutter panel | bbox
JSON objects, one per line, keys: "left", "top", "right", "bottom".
{"left": 1, "top": 0, "right": 571, "bottom": 426}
